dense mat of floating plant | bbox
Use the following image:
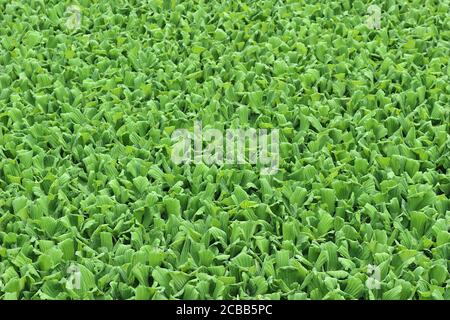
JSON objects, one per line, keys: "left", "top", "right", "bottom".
{"left": 0, "top": 0, "right": 449, "bottom": 299}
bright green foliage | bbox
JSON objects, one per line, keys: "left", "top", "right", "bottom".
{"left": 0, "top": 0, "right": 449, "bottom": 300}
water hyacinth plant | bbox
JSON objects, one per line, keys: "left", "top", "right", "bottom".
{"left": 0, "top": 0, "right": 449, "bottom": 300}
